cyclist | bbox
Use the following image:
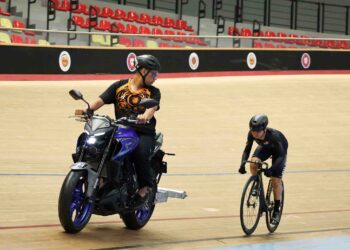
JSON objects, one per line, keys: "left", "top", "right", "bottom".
{"left": 238, "top": 114, "right": 288, "bottom": 224}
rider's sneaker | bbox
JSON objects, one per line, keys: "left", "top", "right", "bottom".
{"left": 131, "top": 187, "right": 152, "bottom": 208}
{"left": 132, "top": 193, "right": 149, "bottom": 208}
{"left": 271, "top": 211, "right": 280, "bottom": 225}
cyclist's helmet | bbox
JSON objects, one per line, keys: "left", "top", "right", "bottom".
{"left": 136, "top": 54, "right": 161, "bottom": 71}
{"left": 249, "top": 114, "right": 268, "bottom": 131}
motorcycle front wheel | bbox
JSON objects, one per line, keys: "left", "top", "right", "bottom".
{"left": 58, "top": 171, "right": 93, "bottom": 234}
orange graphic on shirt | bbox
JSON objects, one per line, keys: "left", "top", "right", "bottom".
{"left": 115, "top": 82, "right": 151, "bottom": 114}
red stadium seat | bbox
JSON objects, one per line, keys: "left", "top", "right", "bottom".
{"left": 95, "top": 20, "right": 111, "bottom": 31}
{"left": 125, "top": 11, "right": 138, "bottom": 22}
{"left": 80, "top": 17, "right": 97, "bottom": 29}
{"left": 150, "top": 15, "right": 163, "bottom": 26}
{"left": 337, "top": 40, "right": 349, "bottom": 49}
{"left": 185, "top": 34, "right": 197, "bottom": 44}
{"left": 241, "top": 28, "right": 252, "bottom": 36}
{"left": 159, "top": 42, "right": 170, "bottom": 47}
{"left": 152, "top": 27, "right": 163, "bottom": 37}
{"left": 72, "top": 15, "right": 84, "bottom": 27}
{"left": 72, "top": 3, "right": 87, "bottom": 14}
{"left": 197, "top": 38, "right": 208, "bottom": 46}
{"left": 285, "top": 34, "right": 297, "bottom": 44}
{"left": 11, "top": 34, "right": 23, "bottom": 44}
{"left": 89, "top": 5, "right": 101, "bottom": 16}
{"left": 110, "top": 22, "right": 125, "bottom": 33}
{"left": 125, "top": 23, "right": 138, "bottom": 34}
{"left": 119, "top": 36, "right": 132, "bottom": 47}
{"left": 112, "top": 9, "right": 126, "bottom": 20}
{"left": 174, "top": 31, "right": 186, "bottom": 42}
{"left": 295, "top": 35, "right": 305, "bottom": 45}
{"left": 228, "top": 26, "right": 239, "bottom": 36}
{"left": 163, "top": 29, "right": 175, "bottom": 40}
{"left": 101, "top": 7, "right": 114, "bottom": 18}
{"left": 264, "top": 42, "right": 275, "bottom": 48}
{"left": 253, "top": 41, "right": 263, "bottom": 48}
{"left": 138, "top": 13, "right": 151, "bottom": 24}
{"left": 139, "top": 25, "right": 151, "bottom": 35}
{"left": 25, "top": 37, "right": 37, "bottom": 44}
{"left": 133, "top": 38, "right": 145, "bottom": 47}
{"left": 55, "top": 0, "right": 70, "bottom": 12}
{"left": 265, "top": 30, "right": 276, "bottom": 41}
{"left": 13, "top": 20, "right": 35, "bottom": 35}
{"left": 0, "top": 6, "right": 10, "bottom": 16}
{"left": 276, "top": 32, "right": 287, "bottom": 43}
{"left": 162, "top": 17, "right": 175, "bottom": 28}
{"left": 175, "top": 19, "right": 186, "bottom": 30}
{"left": 276, "top": 44, "right": 286, "bottom": 48}
{"left": 310, "top": 39, "right": 322, "bottom": 47}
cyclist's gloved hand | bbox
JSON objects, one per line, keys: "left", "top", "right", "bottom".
{"left": 264, "top": 168, "right": 272, "bottom": 177}
{"left": 238, "top": 165, "right": 246, "bottom": 174}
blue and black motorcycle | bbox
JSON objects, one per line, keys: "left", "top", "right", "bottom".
{"left": 58, "top": 89, "right": 186, "bottom": 234}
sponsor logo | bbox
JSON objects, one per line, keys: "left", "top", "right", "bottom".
{"left": 59, "top": 51, "right": 71, "bottom": 72}
{"left": 188, "top": 52, "right": 199, "bottom": 70}
{"left": 246, "top": 52, "right": 257, "bottom": 69}
{"left": 301, "top": 53, "right": 311, "bottom": 69}
{"left": 126, "top": 52, "right": 137, "bottom": 72}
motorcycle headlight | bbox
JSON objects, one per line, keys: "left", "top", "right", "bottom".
{"left": 87, "top": 136, "right": 97, "bottom": 144}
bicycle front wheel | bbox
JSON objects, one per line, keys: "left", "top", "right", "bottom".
{"left": 240, "top": 175, "right": 262, "bottom": 235}
{"left": 266, "top": 179, "right": 284, "bottom": 233}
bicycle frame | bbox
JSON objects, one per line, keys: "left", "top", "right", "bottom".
{"left": 244, "top": 160, "right": 269, "bottom": 212}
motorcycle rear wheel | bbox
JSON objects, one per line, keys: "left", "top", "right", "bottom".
{"left": 58, "top": 171, "right": 93, "bottom": 234}
{"left": 121, "top": 188, "right": 156, "bottom": 230}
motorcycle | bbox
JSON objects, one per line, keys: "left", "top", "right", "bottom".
{"left": 58, "top": 89, "right": 187, "bottom": 234}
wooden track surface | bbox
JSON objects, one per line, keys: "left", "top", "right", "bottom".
{"left": 0, "top": 74, "right": 350, "bottom": 249}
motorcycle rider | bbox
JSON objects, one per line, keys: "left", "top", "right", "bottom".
{"left": 75, "top": 54, "right": 161, "bottom": 206}
{"left": 238, "top": 114, "right": 288, "bottom": 225}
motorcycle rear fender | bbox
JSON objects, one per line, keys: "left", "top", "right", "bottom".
{"left": 70, "top": 162, "right": 98, "bottom": 199}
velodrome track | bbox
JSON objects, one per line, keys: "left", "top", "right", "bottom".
{"left": 0, "top": 74, "right": 350, "bottom": 249}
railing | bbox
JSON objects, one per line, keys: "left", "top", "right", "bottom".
{"left": 2, "top": 26, "right": 350, "bottom": 50}
{"left": 216, "top": 0, "right": 350, "bottom": 35}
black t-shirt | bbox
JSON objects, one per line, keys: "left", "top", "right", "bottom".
{"left": 241, "top": 128, "right": 288, "bottom": 169}
{"left": 99, "top": 79, "right": 161, "bottom": 134}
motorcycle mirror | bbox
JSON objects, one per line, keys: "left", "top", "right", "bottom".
{"left": 69, "top": 89, "right": 83, "bottom": 100}
{"left": 139, "top": 98, "right": 159, "bottom": 109}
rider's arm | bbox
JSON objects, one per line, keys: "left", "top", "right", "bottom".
{"left": 89, "top": 98, "right": 105, "bottom": 111}
{"left": 137, "top": 107, "right": 157, "bottom": 124}
{"left": 74, "top": 98, "right": 105, "bottom": 115}
{"left": 137, "top": 86, "right": 161, "bottom": 123}
{"left": 240, "top": 133, "right": 253, "bottom": 167}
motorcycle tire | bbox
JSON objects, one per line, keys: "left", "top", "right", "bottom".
{"left": 121, "top": 188, "right": 156, "bottom": 230}
{"left": 58, "top": 171, "right": 93, "bottom": 234}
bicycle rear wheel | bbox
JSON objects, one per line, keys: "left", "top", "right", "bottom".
{"left": 266, "top": 179, "right": 284, "bottom": 233}
{"left": 240, "top": 175, "right": 262, "bottom": 235}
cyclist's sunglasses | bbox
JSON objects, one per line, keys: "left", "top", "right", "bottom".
{"left": 150, "top": 71, "right": 158, "bottom": 78}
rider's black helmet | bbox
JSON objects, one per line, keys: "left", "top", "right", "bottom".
{"left": 249, "top": 114, "right": 268, "bottom": 131}
{"left": 136, "top": 54, "right": 161, "bottom": 71}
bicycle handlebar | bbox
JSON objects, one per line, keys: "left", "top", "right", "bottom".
{"left": 243, "top": 160, "right": 269, "bottom": 170}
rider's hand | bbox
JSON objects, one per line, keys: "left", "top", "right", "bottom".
{"left": 136, "top": 114, "right": 148, "bottom": 124}
{"left": 75, "top": 109, "right": 85, "bottom": 116}
{"left": 238, "top": 166, "right": 247, "bottom": 174}
{"left": 264, "top": 168, "right": 272, "bottom": 177}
